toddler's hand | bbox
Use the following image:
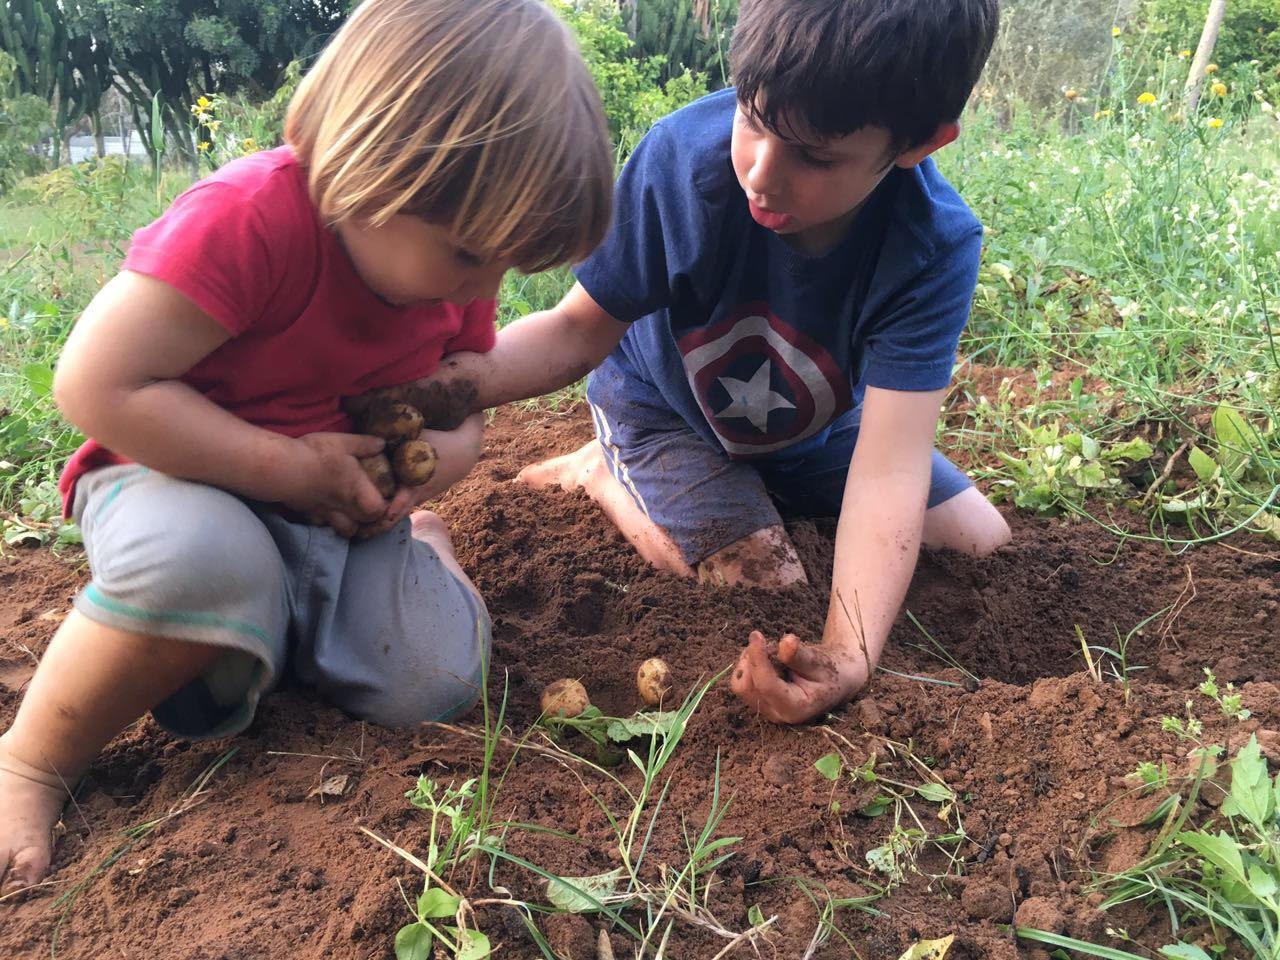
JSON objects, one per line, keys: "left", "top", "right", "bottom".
{"left": 282, "top": 432, "right": 389, "bottom": 534}
{"left": 355, "top": 414, "right": 485, "bottom": 539}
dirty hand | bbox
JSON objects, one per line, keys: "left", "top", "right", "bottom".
{"left": 730, "top": 630, "right": 869, "bottom": 724}
{"left": 284, "top": 432, "right": 389, "bottom": 538}
{"left": 353, "top": 414, "right": 486, "bottom": 540}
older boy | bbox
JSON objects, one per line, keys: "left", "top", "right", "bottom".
{"left": 426, "top": 0, "right": 1009, "bottom": 723}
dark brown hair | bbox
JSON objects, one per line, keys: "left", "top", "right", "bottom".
{"left": 730, "top": 0, "right": 999, "bottom": 151}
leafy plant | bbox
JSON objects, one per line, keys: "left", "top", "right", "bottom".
{"left": 1102, "top": 736, "right": 1280, "bottom": 958}
{"left": 992, "top": 422, "right": 1153, "bottom": 513}
{"left": 1162, "top": 404, "right": 1280, "bottom": 542}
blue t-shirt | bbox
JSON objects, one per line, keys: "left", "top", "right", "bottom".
{"left": 576, "top": 88, "right": 983, "bottom": 460}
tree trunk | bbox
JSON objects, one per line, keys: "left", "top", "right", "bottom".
{"left": 92, "top": 109, "right": 105, "bottom": 158}
{"left": 1184, "top": 0, "right": 1228, "bottom": 113}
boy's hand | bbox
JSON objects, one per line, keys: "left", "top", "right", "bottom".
{"left": 353, "top": 413, "right": 487, "bottom": 539}
{"left": 282, "top": 432, "right": 389, "bottom": 536}
{"left": 730, "top": 630, "right": 870, "bottom": 724}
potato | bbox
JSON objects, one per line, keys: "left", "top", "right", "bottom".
{"left": 391, "top": 438, "right": 438, "bottom": 487}
{"left": 636, "top": 658, "right": 672, "bottom": 707}
{"left": 360, "top": 401, "right": 423, "bottom": 444}
{"left": 540, "top": 679, "right": 590, "bottom": 718}
{"left": 359, "top": 454, "right": 396, "bottom": 498}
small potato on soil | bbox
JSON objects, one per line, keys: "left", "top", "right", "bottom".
{"left": 359, "top": 454, "right": 396, "bottom": 498}
{"left": 359, "top": 401, "right": 423, "bottom": 444}
{"left": 636, "top": 657, "right": 672, "bottom": 706}
{"left": 391, "top": 439, "right": 438, "bottom": 487}
{"left": 540, "top": 679, "right": 590, "bottom": 718}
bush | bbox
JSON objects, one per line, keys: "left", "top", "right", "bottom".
{"left": 0, "top": 52, "right": 50, "bottom": 194}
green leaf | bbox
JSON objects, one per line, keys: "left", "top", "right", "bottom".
{"left": 814, "top": 752, "right": 843, "bottom": 781}
{"left": 896, "top": 934, "right": 955, "bottom": 959}
{"left": 1188, "top": 445, "right": 1219, "bottom": 483}
{"left": 1220, "top": 735, "right": 1272, "bottom": 829}
{"left": 1177, "top": 830, "right": 1249, "bottom": 888}
{"left": 418, "top": 887, "right": 462, "bottom": 919}
{"left": 859, "top": 794, "right": 893, "bottom": 817}
{"left": 915, "top": 782, "right": 955, "bottom": 804}
{"left": 1159, "top": 944, "right": 1215, "bottom": 959}
{"left": 545, "top": 868, "right": 624, "bottom": 913}
{"left": 604, "top": 711, "right": 678, "bottom": 743}
{"left": 454, "top": 928, "right": 491, "bottom": 960}
{"left": 1212, "top": 404, "right": 1254, "bottom": 476}
{"left": 1102, "top": 438, "right": 1153, "bottom": 462}
{"left": 20, "top": 362, "right": 53, "bottom": 398}
{"left": 395, "top": 922, "right": 433, "bottom": 960}
{"left": 747, "top": 903, "right": 765, "bottom": 927}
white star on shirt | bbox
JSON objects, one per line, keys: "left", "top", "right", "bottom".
{"left": 716, "top": 359, "right": 795, "bottom": 433}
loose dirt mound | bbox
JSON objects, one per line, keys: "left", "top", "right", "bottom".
{"left": 2, "top": 403, "right": 1277, "bottom": 959}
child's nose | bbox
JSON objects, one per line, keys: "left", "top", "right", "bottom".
{"left": 746, "top": 141, "right": 782, "bottom": 198}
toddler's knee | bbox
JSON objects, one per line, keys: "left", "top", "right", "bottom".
{"left": 142, "top": 509, "right": 283, "bottom": 608}
{"left": 350, "top": 614, "right": 491, "bottom": 728}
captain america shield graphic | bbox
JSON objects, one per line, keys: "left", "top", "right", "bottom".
{"left": 677, "top": 303, "right": 853, "bottom": 457}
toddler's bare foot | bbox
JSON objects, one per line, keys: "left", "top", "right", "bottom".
{"left": 0, "top": 735, "right": 70, "bottom": 897}
{"left": 515, "top": 441, "right": 603, "bottom": 491}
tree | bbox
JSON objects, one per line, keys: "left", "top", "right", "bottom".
{"left": 90, "top": 0, "right": 346, "bottom": 164}
{"left": 1184, "top": 0, "right": 1230, "bottom": 112}
{"left": 0, "top": 1, "right": 113, "bottom": 165}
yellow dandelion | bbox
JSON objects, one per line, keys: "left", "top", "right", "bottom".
{"left": 197, "top": 140, "right": 211, "bottom": 152}
{"left": 1093, "top": 108, "right": 1113, "bottom": 119}
{"left": 205, "top": 119, "right": 222, "bottom": 135}
{"left": 1205, "top": 63, "right": 1219, "bottom": 74}
{"left": 1211, "top": 81, "right": 1227, "bottom": 96}
{"left": 1178, "top": 49, "right": 1191, "bottom": 59}
{"left": 196, "top": 95, "right": 211, "bottom": 109}
{"left": 1112, "top": 26, "right": 1122, "bottom": 37}
{"left": 1137, "top": 91, "right": 1157, "bottom": 105}
{"left": 1206, "top": 117, "right": 1224, "bottom": 129}
{"left": 242, "top": 137, "right": 257, "bottom": 151}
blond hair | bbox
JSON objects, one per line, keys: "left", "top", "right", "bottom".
{"left": 286, "top": 0, "right": 612, "bottom": 272}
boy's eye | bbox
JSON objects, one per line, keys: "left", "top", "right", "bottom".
{"left": 799, "top": 151, "right": 836, "bottom": 168}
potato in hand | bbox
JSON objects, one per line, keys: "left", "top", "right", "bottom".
{"left": 392, "top": 438, "right": 438, "bottom": 487}
{"left": 359, "top": 453, "right": 396, "bottom": 498}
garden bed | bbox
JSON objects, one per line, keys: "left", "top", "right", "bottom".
{"left": 1, "top": 400, "right": 1278, "bottom": 959}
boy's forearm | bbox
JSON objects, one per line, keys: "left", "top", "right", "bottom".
{"left": 822, "top": 472, "right": 930, "bottom": 668}
{"left": 399, "top": 297, "right": 629, "bottom": 419}
{"left": 58, "top": 378, "right": 303, "bottom": 503}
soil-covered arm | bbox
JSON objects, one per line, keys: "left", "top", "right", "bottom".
{"left": 730, "top": 385, "right": 944, "bottom": 723}
{"left": 345, "top": 283, "right": 630, "bottom": 428}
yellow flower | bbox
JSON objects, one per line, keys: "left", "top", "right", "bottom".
{"left": 1093, "top": 108, "right": 1113, "bottom": 119}
{"left": 1065, "top": 88, "right": 1080, "bottom": 101}
{"left": 242, "top": 137, "right": 257, "bottom": 150}
{"left": 1211, "top": 81, "right": 1227, "bottom": 96}
{"left": 205, "top": 119, "right": 222, "bottom": 135}
{"left": 1178, "top": 49, "right": 1191, "bottom": 59}
{"left": 1112, "top": 26, "right": 1122, "bottom": 37}
{"left": 1205, "top": 63, "right": 1219, "bottom": 74}
{"left": 1137, "top": 91, "right": 1157, "bottom": 105}
{"left": 1206, "top": 117, "right": 1224, "bottom": 128}
{"left": 196, "top": 95, "right": 211, "bottom": 109}
{"left": 197, "top": 141, "right": 211, "bottom": 152}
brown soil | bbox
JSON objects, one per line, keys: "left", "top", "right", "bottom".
{"left": 2, "top": 399, "right": 1279, "bottom": 960}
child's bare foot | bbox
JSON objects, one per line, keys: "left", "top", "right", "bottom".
{"left": 515, "top": 440, "right": 602, "bottom": 490}
{"left": 0, "top": 736, "right": 70, "bottom": 897}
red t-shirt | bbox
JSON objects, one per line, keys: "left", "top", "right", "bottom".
{"left": 58, "top": 146, "right": 497, "bottom": 515}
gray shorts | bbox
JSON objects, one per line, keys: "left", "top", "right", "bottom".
{"left": 72, "top": 464, "right": 491, "bottom": 739}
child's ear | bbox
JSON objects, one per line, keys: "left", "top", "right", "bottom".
{"left": 893, "top": 122, "right": 961, "bottom": 169}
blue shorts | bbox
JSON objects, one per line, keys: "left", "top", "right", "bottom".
{"left": 585, "top": 371, "right": 972, "bottom": 565}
